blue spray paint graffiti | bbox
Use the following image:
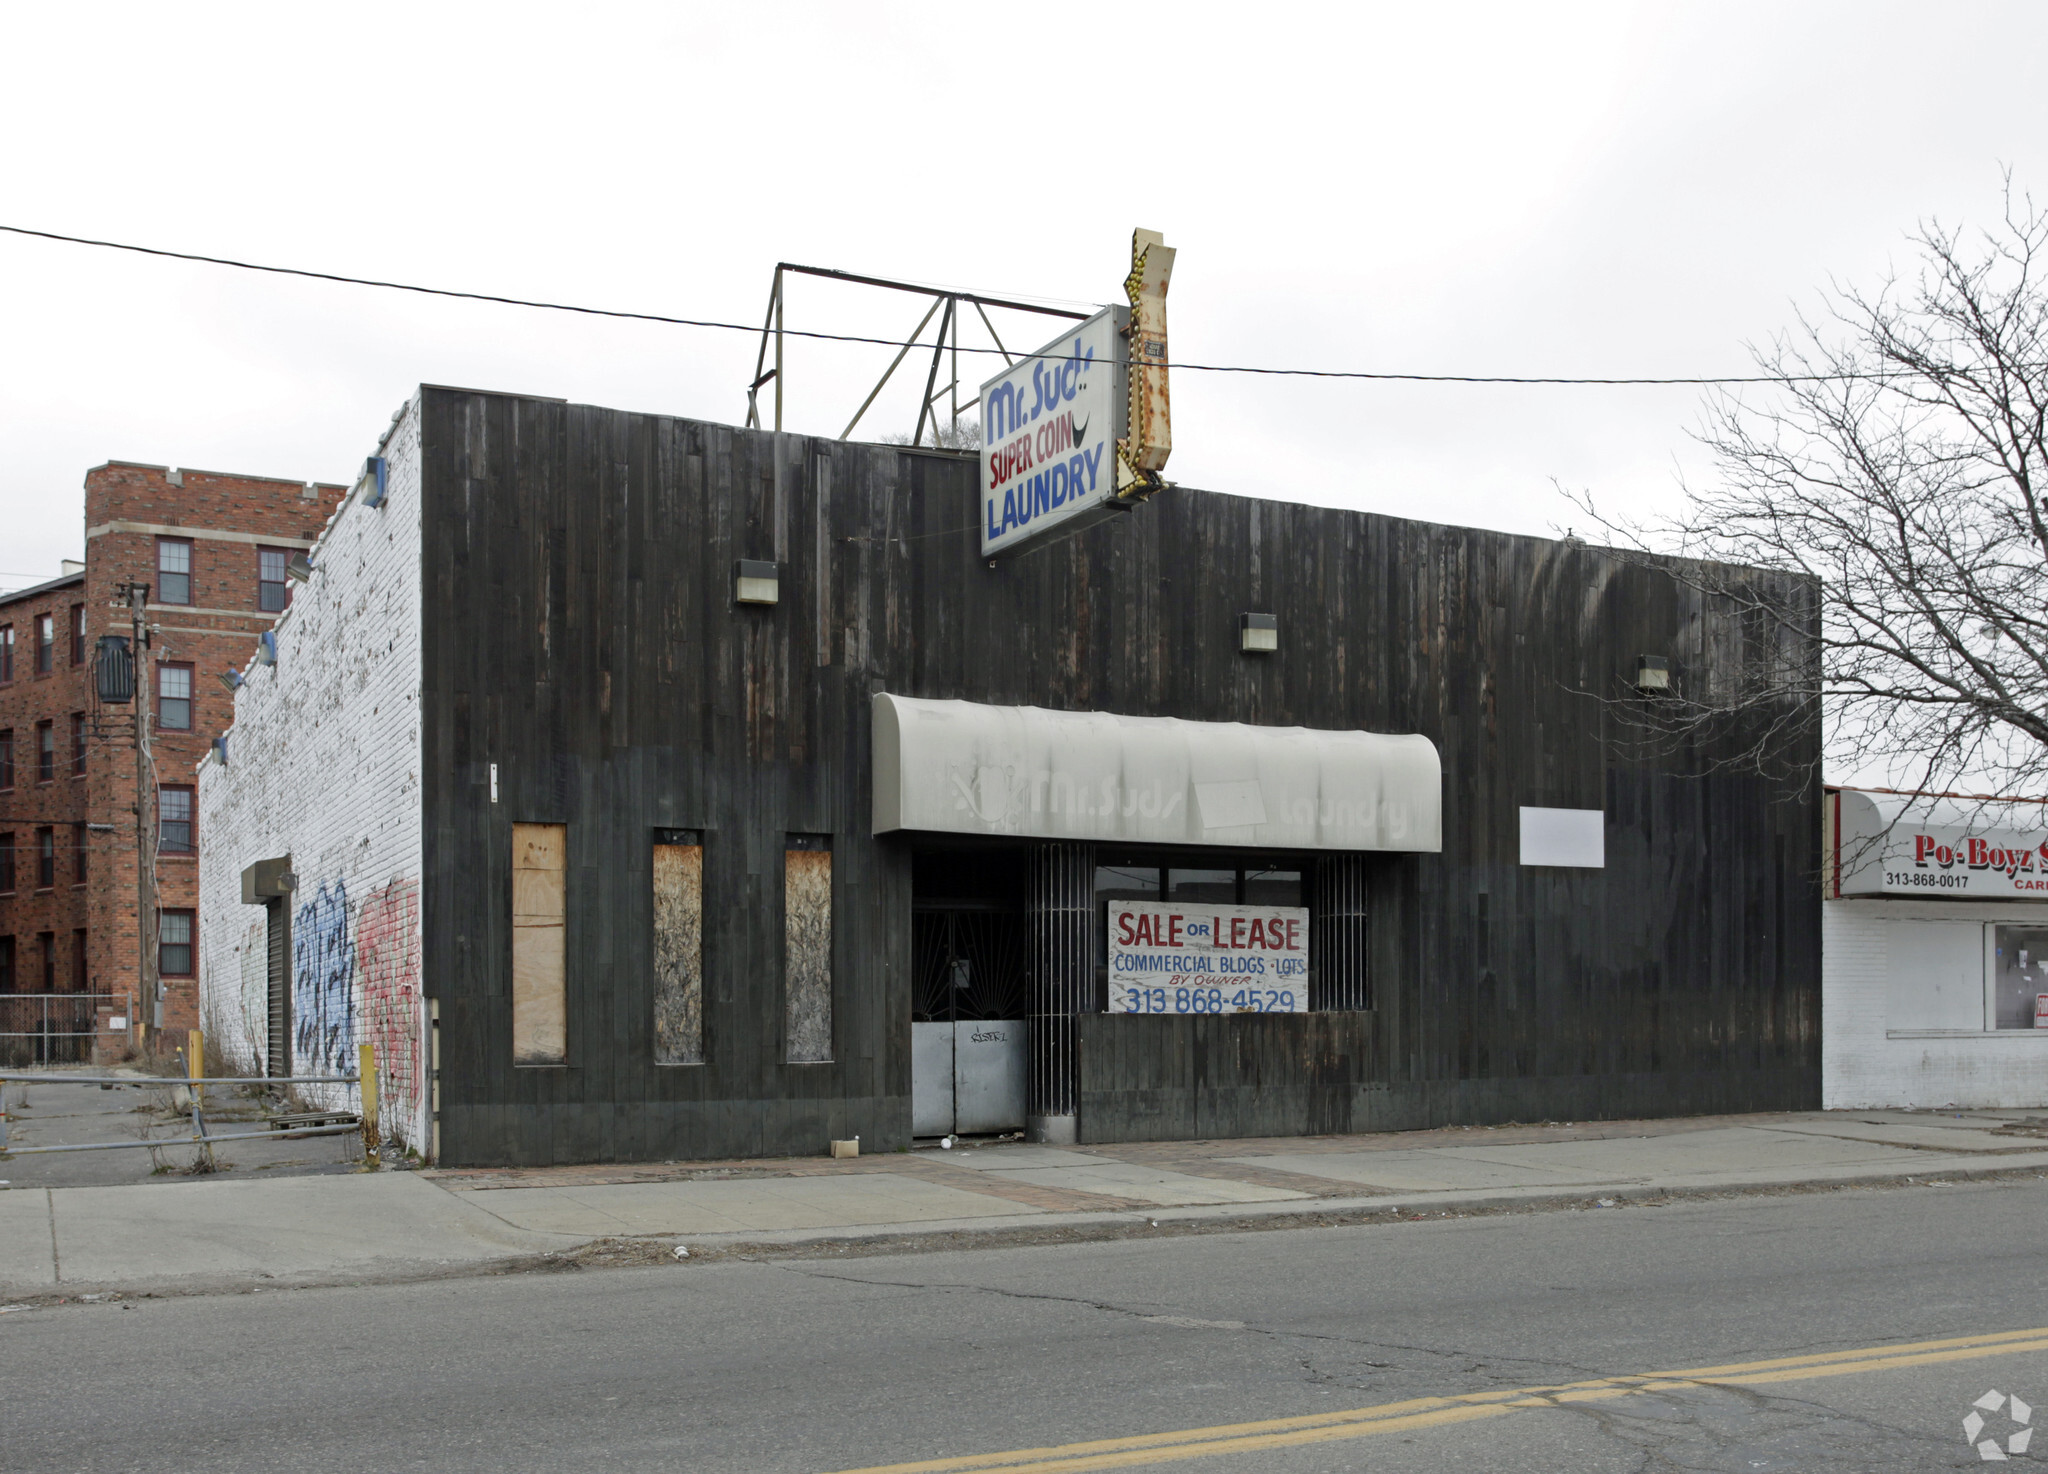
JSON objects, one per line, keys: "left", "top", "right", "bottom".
{"left": 293, "top": 880, "right": 355, "bottom": 1074}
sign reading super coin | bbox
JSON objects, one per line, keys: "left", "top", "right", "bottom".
{"left": 979, "top": 306, "right": 1127, "bottom": 560}
{"left": 1107, "top": 900, "right": 1309, "bottom": 1015}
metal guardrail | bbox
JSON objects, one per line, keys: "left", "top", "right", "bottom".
{"left": 0, "top": 1073, "right": 358, "bottom": 1087}
{"left": 5, "top": 1123, "right": 365, "bottom": 1155}
{"left": 0, "top": 1042, "right": 384, "bottom": 1166}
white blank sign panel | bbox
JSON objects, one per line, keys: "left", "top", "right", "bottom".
{"left": 1520, "top": 807, "right": 1605, "bottom": 868}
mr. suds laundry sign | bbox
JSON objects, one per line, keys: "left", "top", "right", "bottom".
{"left": 979, "top": 306, "right": 1126, "bottom": 560}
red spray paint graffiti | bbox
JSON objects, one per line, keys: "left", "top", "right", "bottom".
{"left": 355, "top": 878, "right": 423, "bottom": 1134}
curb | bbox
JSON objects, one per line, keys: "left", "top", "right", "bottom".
{"left": 9, "top": 1153, "right": 2048, "bottom": 1309}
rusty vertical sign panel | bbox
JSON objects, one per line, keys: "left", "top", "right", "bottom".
{"left": 1116, "top": 228, "right": 1176, "bottom": 499}
{"left": 652, "top": 834, "right": 704, "bottom": 1065}
{"left": 511, "top": 823, "right": 566, "bottom": 1064}
{"left": 785, "top": 835, "right": 832, "bottom": 1063}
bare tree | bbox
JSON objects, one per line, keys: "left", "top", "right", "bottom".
{"left": 1575, "top": 187, "right": 2048, "bottom": 798}
{"left": 882, "top": 419, "right": 982, "bottom": 451}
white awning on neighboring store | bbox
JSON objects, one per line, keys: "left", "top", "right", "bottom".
{"left": 1833, "top": 787, "right": 2048, "bottom": 899}
{"left": 873, "top": 694, "right": 1442, "bottom": 852}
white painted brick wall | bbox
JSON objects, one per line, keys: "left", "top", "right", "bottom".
{"left": 1824, "top": 897, "right": 2048, "bottom": 1108}
{"left": 198, "top": 399, "right": 427, "bottom": 1149}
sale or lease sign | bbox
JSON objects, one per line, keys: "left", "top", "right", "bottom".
{"left": 1107, "top": 900, "right": 1309, "bottom": 1015}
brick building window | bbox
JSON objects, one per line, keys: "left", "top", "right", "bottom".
{"left": 157, "top": 664, "right": 193, "bottom": 731}
{"left": 34, "top": 613, "right": 53, "bottom": 674}
{"left": 0, "top": 728, "right": 12, "bottom": 790}
{"left": 157, "top": 538, "right": 192, "bottom": 606}
{"left": 71, "top": 712, "right": 86, "bottom": 777}
{"left": 258, "top": 548, "right": 290, "bottom": 613}
{"left": 72, "top": 929, "right": 87, "bottom": 992}
{"left": 70, "top": 604, "right": 85, "bottom": 666}
{"left": 73, "top": 823, "right": 88, "bottom": 884}
{"left": 0, "top": 624, "right": 13, "bottom": 682}
{"left": 36, "top": 721, "right": 53, "bottom": 783}
{"left": 159, "top": 910, "right": 195, "bottom": 978}
{"left": 158, "top": 786, "right": 195, "bottom": 856}
{"left": 39, "top": 932, "right": 54, "bottom": 990}
{"left": 0, "top": 936, "right": 12, "bottom": 992}
{"left": 0, "top": 833, "right": 13, "bottom": 894}
{"left": 36, "top": 827, "right": 54, "bottom": 889}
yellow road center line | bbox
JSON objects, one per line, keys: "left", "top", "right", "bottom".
{"left": 826, "top": 1326, "right": 2048, "bottom": 1474}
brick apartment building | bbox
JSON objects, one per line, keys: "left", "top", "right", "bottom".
{"left": 0, "top": 462, "right": 344, "bottom": 1046}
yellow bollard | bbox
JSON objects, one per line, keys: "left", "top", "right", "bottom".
{"left": 359, "top": 1041, "right": 380, "bottom": 1167}
{"left": 188, "top": 1029, "right": 204, "bottom": 1108}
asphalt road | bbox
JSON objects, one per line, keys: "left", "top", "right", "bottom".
{"left": 7, "top": 1178, "right": 2048, "bottom": 1473}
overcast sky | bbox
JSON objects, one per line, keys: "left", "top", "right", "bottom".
{"left": 3, "top": 2, "right": 2044, "bottom": 592}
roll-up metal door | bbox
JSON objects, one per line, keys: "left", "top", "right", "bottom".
{"left": 266, "top": 897, "right": 291, "bottom": 1078}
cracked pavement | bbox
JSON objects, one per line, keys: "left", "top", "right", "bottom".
{"left": 8, "top": 1175, "right": 2048, "bottom": 1471}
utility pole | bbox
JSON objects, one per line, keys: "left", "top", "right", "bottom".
{"left": 124, "top": 582, "right": 158, "bottom": 1031}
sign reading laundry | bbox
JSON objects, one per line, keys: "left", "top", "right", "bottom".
{"left": 872, "top": 694, "right": 1443, "bottom": 853}
{"left": 1108, "top": 900, "right": 1308, "bottom": 1014}
{"left": 979, "top": 307, "right": 1127, "bottom": 561}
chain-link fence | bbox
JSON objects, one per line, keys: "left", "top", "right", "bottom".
{"left": 0, "top": 993, "right": 123, "bottom": 1067}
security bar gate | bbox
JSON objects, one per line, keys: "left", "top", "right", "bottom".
{"left": 911, "top": 904, "right": 1029, "bottom": 1136}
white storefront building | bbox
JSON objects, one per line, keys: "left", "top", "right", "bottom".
{"left": 1824, "top": 787, "right": 2048, "bottom": 1108}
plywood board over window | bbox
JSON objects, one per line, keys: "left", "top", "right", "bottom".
{"left": 652, "top": 830, "right": 704, "bottom": 1064}
{"left": 512, "top": 823, "right": 567, "bottom": 1064}
{"left": 785, "top": 835, "right": 832, "bottom": 1063}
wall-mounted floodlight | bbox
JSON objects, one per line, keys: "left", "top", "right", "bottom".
{"left": 359, "top": 455, "right": 389, "bottom": 509}
{"left": 735, "top": 559, "right": 780, "bottom": 605}
{"left": 1240, "top": 613, "right": 1278, "bottom": 654}
{"left": 286, "top": 554, "right": 314, "bottom": 583}
{"left": 218, "top": 668, "right": 243, "bottom": 694}
{"left": 211, "top": 736, "right": 228, "bottom": 768}
{"left": 256, "top": 631, "right": 277, "bottom": 666}
{"left": 1635, "top": 655, "right": 1671, "bottom": 693}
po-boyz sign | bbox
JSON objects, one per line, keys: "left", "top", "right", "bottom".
{"left": 1835, "top": 788, "right": 2048, "bottom": 898}
{"left": 979, "top": 306, "right": 1126, "bottom": 560}
{"left": 1857, "top": 827, "right": 2048, "bottom": 897}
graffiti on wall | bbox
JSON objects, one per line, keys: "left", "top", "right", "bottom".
{"left": 293, "top": 880, "right": 355, "bottom": 1075}
{"left": 356, "top": 878, "right": 423, "bottom": 1125}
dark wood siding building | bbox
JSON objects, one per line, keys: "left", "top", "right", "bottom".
{"left": 414, "top": 386, "right": 1818, "bottom": 1167}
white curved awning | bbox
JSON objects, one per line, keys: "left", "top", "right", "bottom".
{"left": 873, "top": 694, "right": 1441, "bottom": 852}
{"left": 1834, "top": 787, "right": 2048, "bottom": 899}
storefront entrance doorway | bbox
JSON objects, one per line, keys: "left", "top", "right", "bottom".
{"left": 912, "top": 904, "right": 1029, "bottom": 1135}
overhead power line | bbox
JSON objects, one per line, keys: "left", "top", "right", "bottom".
{"left": 0, "top": 221, "right": 1889, "bottom": 388}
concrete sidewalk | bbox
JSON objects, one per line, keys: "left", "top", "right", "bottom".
{"left": 8, "top": 1107, "right": 2048, "bottom": 1300}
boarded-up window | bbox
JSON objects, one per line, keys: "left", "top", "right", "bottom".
{"left": 785, "top": 835, "right": 832, "bottom": 1063}
{"left": 652, "top": 829, "right": 704, "bottom": 1065}
{"left": 512, "top": 823, "right": 567, "bottom": 1064}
